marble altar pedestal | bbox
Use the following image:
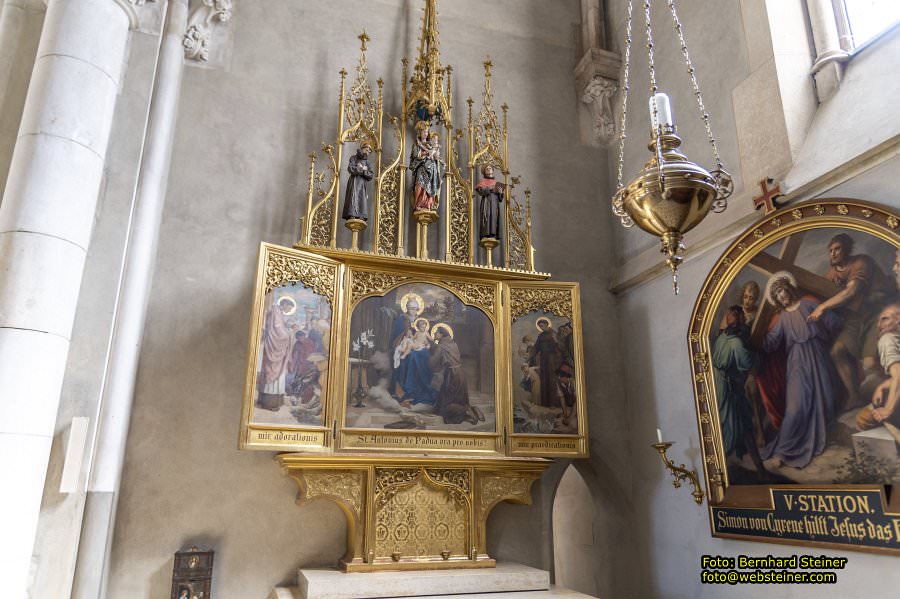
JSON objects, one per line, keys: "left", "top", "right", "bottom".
{"left": 270, "top": 562, "right": 598, "bottom": 599}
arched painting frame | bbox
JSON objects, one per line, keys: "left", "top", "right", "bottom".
{"left": 688, "top": 199, "right": 900, "bottom": 555}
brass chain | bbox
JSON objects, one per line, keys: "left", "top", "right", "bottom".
{"left": 644, "top": 0, "right": 658, "bottom": 97}
{"left": 612, "top": 0, "right": 634, "bottom": 227}
{"left": 665, "top": 0, "right": 722, "bottom": 171}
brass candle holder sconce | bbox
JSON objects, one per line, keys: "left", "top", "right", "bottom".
{"left": 652, "top": 437, "right": 704, "bottom": 505}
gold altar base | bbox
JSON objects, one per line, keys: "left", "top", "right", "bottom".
{"left": 279, "top": 453, "right": 550, "bottom": 572}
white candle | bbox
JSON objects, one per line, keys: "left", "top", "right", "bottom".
{"left": 649, "top": 92, "right": 674, "bottom": 131}
{"left": 656, "top": 428, "right": 663, "bottom": 444}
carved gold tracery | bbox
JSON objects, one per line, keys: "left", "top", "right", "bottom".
{"left": 441, "top": 280, "right": 496, "bottom": 314}
{"left": 264, "top": 251, "right": 337, "bottom": 303}
{"left": 349, "top": 271, "right": 413, "bottom": 306}
{"left": 509, "top": 287, "right": 573, "bottom": 319}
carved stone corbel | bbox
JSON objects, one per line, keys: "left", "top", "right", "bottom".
{"left": 183, "top": 0, "right": 233, "bottom": 62}
{"left": 581, "top": 75, "right": 617, "bottom": 145}
{"left": 575, "top": 49, "right": 621, "bottom": 147}
{"left": 575, "top": 0, "right": 621, "bottom": 146}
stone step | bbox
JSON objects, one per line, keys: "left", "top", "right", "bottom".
{"left": 269, "top": 562, "right": 596, "bottom": 599}
{"left": 272, "top": 587, "right": 596, "bottom": 599}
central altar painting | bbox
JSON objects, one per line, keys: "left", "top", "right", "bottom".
{"left": 345, "top": 281, "right": 496, "bottom": 432}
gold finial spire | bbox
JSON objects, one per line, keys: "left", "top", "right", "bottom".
{"left": 358, "top": 30, "right": 370, "bottom": 51}
{"left": 408, "top": 0, "right": 449, "bottom": 125}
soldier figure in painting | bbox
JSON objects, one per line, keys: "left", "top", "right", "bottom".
{"left": 809, "top": 233, "right": 897, "bottom": 407}
{"left": 475, "top": 164, "right": 504, "bottom": 241}
{"left": 342, "top": 142, "right": 374, "bottom": 222}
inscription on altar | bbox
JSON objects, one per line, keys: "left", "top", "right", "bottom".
{"left": 511, "top": 438, "right": 580, "bottom": 451}
{"left": 248, "top": 429, "right": 326, "bottom": 447}
{"left": 349, "top": 433, "right": 495, "bottom": 450}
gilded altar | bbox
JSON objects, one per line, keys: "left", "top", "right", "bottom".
{"left": 239, "top": 0, "right": 589, "bottom": 572}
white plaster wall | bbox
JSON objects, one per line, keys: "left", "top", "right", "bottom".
{"left": 105, "top": 1, "right": 634, "bottom": 597}
{"left": 611, "top": 9, "right": 900, "bottom": 597}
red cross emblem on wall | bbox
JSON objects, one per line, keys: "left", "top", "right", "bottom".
{"left": 752, "top": 178, "right": 785, "bottom": 214}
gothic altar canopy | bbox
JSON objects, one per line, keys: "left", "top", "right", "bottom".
{"left": 237, "top": 0, "right": 589, "bottom": 572}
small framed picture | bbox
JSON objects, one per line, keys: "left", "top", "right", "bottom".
{"left": 171, "top": 547, "right": 213, "bottom": 599}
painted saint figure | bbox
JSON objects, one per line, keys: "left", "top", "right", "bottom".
{"left": 389, "top": 296, "right": 421, "bottom": 398}
{"left": 397, "top": 318, "right": 436, "bottom": 407}
{"left": 257, "top": 296, "right": 296, "bottom": 411}
{"left": 760, "top": 274, "right": 843, "bottom": 468}
{"left": 342, "top": 142, "right": 374, "bottom": 221}
{"left": 529, "top": 317, "right": 563, "bottom": 408}
{"left": 475, "top": 164, "right": 504, "bottom": 240}
{"left": 430, "top": 325, "right": 483, "bottom": 424}
{"left": 409, "top": 122, "right": 443, "bottom": 212}
{"left": 712, "top": 306, "right": 768, "bottom": 475}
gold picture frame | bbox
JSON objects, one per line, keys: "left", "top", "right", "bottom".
{"left": 688, "top": 199, "right": 900, "bottom": 555}
{"left": 239, "top": 244, "right": 590, "bottom": 459}
{"left": 239, "top": 244, "right": 344, "bottom": 452}
{"left": 505, "top": 281, "right": 588, "bottom": 457}
{"left": 334, "top": 264, "right": 507, "bottom": 455}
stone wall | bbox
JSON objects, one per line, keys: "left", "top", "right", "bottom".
{"left": 101, "top": 1, "right": 632, "bottom": 597}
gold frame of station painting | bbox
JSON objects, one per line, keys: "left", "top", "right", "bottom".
{"left": 239, "top": 242, "right": 588, "bottom": 458}
{"left": 687, "top": 199, "right": 900, "bottom": 554}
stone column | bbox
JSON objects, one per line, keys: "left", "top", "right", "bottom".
{"left": 806, "top": 0, "right": 849, "bottom": 102}
{"left": 0, "top": 0, "right": 130, "bottom": 596}
{"left": 72, "top": 1, "right": 190, "bottom": 596}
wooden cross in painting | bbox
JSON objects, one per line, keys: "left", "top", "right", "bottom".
{"left": 753, "top": 178, "right": 785, "bottom": 214}
{"left": 747, "top": 232, "right": 840, "bottom": 348}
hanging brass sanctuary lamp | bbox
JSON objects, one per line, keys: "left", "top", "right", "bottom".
{"left": 611, "top": 0, "right": 734, "bottom": 294}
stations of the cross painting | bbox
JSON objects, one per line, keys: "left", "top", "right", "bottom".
{"left": 747, "top": 232, "right": 840, "bottom": 348}
{"left": 752, "top": 178, "right": 785, "bottom": 214}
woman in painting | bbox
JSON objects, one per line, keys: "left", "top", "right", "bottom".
{"left": 529, "top": 317, "right": 563, "bottom": 408}
{"left": 713, "top": 306, "right": 768, "bottom": 476}
{"left": 398, "top": 318, "right": 436, "bottom": 407}
{"left": 759, "top": 272, "right": 843, "bottom": 468}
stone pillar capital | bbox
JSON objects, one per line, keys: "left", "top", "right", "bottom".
{"left": 183, "top": 0, "right": 233, "bottom": 62}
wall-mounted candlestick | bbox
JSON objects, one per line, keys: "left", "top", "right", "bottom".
{"left": 651, "top": 440, "right": 704, "bottom": 505}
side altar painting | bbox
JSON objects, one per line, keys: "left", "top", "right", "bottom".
{"left": 690, "top": 200, "right": 900, "bottom": 555}
{"left": 344, "top": 281, "right": 496, "bottom": 432}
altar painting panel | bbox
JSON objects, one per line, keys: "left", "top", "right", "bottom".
{"left": 344, "top": 282, "right": 496, "bottom": 434}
